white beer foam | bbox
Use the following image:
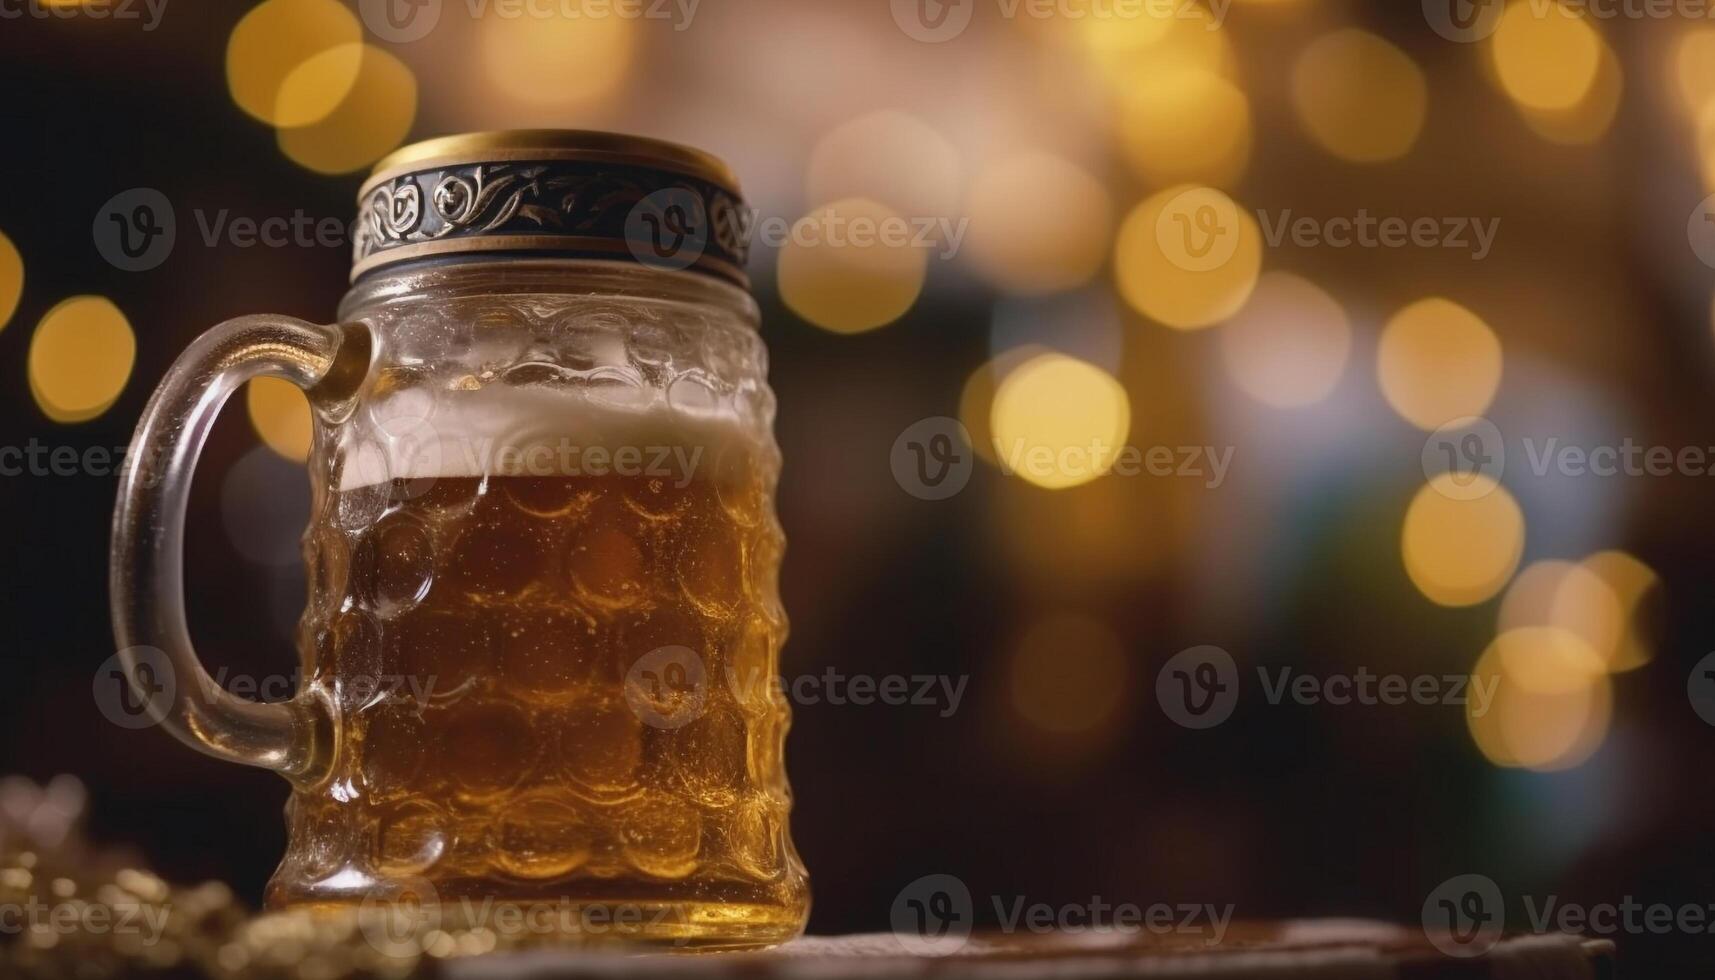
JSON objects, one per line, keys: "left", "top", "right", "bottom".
{"left": 337, "top": 384, "right": 761, "bottom": 490}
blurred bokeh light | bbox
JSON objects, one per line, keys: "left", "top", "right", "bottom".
{"left": 225, "top": 0, "right": 361, "bottom": 127}
{"left": 806, "top": 111, "right": 961, "bottom": 224}
{"left": 1377, "top": 298, "right": 1503, "bottom": 431}
{"left": 1490, "top": 0, "right": 1603, "bottom": 112}
{"left": 479, "top": 2, "right": 634, "bottom": 110}
{"left": 1290, "top": 29, "right": 1427, "bottom": 164}
{"left": 1219, "top": 270, "right": 1351, "bottom": 408}
{"left": 989, "top": 352, "right": 1131, "bottom": 490}
{"left": 246, "top": 377, "right": 313, "bottom": 463}
{"left": 1467, "top": 627, "right": 1611, "bottom": 772}
{"left": 1401, "top": 475, "right": 1525, "bottom": 607}
{"left": 277, "top": 45, "right": 417, "bottom": 174}
{"left": 0, "top": 230, "right": 20, "bottom": 332}
{"left": 963, "top": 152, "right": 1113, "bottom": 295}
{"left": 1008, "top": 614, "right": 1128, "bottom": 736}
{"left": 1114, "top": 185, "right": 1262, "bottom": 330}
{"left": 777, "top": 197, "right": 927, "bottom": 334}
{"left": 28, "top": 297, "right": 135, "bottom": 424}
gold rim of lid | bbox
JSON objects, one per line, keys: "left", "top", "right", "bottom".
{"left": 361, "top": 129, "right": 742, "bottom": 200}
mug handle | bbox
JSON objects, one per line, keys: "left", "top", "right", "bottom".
{"left": 109, "top": 315, "right": 368, "bottom": 783}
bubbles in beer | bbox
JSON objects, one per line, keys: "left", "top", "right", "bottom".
{"left": 495, "top": 798, "right": 595, "bottom": 880}
{"left": 281, "top": 386, "right": 804, "bottom": 936}
{"left": 375, "top": 801, "right": 448, "bottom": 876}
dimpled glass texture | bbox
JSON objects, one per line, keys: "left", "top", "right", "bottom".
{"left": 268, "top": 261, "right": 808, "bottom": 949}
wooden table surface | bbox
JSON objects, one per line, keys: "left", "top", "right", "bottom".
{"left": 428, "top": 923, "right": 1614, "bottom": 979}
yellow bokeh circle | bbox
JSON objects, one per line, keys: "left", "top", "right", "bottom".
{"left": 1116, "top": 68, "right": 1252, "bottom": 188}
{"left": 278, "top": 45, "right": 418, "bottom": 175}
{"left": 1377, "top": 298, "right": 1502, "bottom": 431}
{"left": 247, "top": 377, "right": 314, "bottom": 462}
{"left": 1490, "top": 0, "right": 1603, "bottom": 112}
{"left": 29, "top": 296, "right": 136, "bottom": 424}
{"left": 989, "top": 352, "right": 1131, "bottom": 490}
{"left": 1115, "top": 185, "right": 1262, "bottom": 330}
{"left": 807, "top": 111, "right": 961, "bottom": 224}
{"left": 481, "top": 3, "right": 634, "bottom": 109}
{"left": 226, "top": 0, "right": 362, "bottom": 127}
{"left": 1401, "top": 474, "right": 1524, "bottom": 607}
{"left": 1291, "top": 29, "right": 1428, "bottom": 164}
{"left": 778, "top": 197, "right": 928, "bottom": 335}
{"left": 1468, "top": 627, "right": 1611, "bottom": 771}
{"left": 0, "top": 230, "right": 21, "bottom": 332}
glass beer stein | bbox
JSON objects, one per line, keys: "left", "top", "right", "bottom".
{"left": 109, "top": 131, "right": 808, "bottom": 948}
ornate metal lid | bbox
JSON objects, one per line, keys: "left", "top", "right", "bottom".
{"left": 352, "top": 130, "right": 751, "bottom": 287}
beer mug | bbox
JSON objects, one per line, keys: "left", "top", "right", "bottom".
{"left": 109, "top": 132, "right": 808, "bottom": 948}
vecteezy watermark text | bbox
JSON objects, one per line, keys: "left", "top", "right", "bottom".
{"left": 1154, "top": 646, "right": 1493, "bottom": 729}
{"left": 890, "top": 874, "right": 1234, "bottom": 955}
{"left": 0, "top": 896, "right": 171, "bottom": 944}
{"left": 360, "top": 0, "right": 701, "bottom": 43}
{"left": 994, "top": 439, "right": 1234, "bottom": 489}
{"left": 359, "top": 878, "right": 697, "bottom": 954}
{"left": 1256, "top": 209, "right": 1499, "bottom": 261}
{"left": 95, "top": 648, "right": 441, "bottom": 730}
{"left": 1422, "top": 418, "right": 1715, "bottom": 499}
{"left": 0, "top": 0, "right": 166, "bottom": 30}
{"left": 890, "top": 0, "right": 1229, "bottom": 44}
{"left": 624, "top": 646, "right": 969, "bottom": 729}
{"left": 0, "top": 440, "right": 149, "bottom": 479}
{"left": 1155, "top": 189, "right": 1500, "bottom": 272}
{"left": 1423, "top": 873, "right": 1715, "bottom": 957}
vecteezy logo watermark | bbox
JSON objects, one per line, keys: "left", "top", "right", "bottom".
{"left": 624, "top": 646, "right": 709, "bottom": 729}
{"left": 0, "top": 895, "right": 172, "bottom": 945}
{"left": 624, "top": 188, "right": 714, "bottom": 274}
{"left": 357, "top": 877, "right": 697, "bottom": 956}
{"left": 93, "top": 188, "right": 175, "bottom": 272}
{"left": 1257, "top": 209, "right": 1499, "bottom": 261}
{"left": 890, "top": 874, "right": 1234, "bottom": 955}
{"left": 1422, "top": 0, "right": 1504, "bottom": 42}
{"left": 94, "top": 647, "right": 177, "bottom": 731}
{"left": 625, "top": 646, "right": 970, "bottom": 728}
{"left": 95, "top": 651, "right": 443, "bottom": 729}
{"left": 94, "top": 190, "right": 373, "bottom": 271}
{"left": 1155, "top": 646, "right": 1240, "bottom": 729}
{"left": 623, "top": 194, "right": 967, "bottom": 268}
{"left": 360, "top": 0, "right": 700, "bottom": 43}
{"left": 994, "top": 440, "right": 1234, "bottom": 489}
{"left": 890, "top": 0, "right": 976, "bottom": 42}
{"left": 1424, "top": 418, "right": 1715, "bottom": 499}
{"left": 0, "top": 439, "right": 163, "bottom": 482}
{"left": 1258, "top": 667, "right": 1495, "bottom": 715}
{"left": 890, "top": 0, "right": 1226, "bottom": 43}
{"left": 1423, "top": 874, "right": 1715, "bottom": 957}
{"left": 1422, "top": 874, "right": 1505, "bottom": 957}
{"left": 1436, "top": 0, "right": 1715, "bottom": 42}
{"left": 0, "top": 0, "right": 167, "bottom": 30}
{"left": 1422, "top": 417, "right": 1506, "bottom": 500}
{"left": 892, "top": 417, "right": 974, "bottom": 501}
{"left": 1689, "top": 193, "right": 1715, "bottom": 269}
{"left": 727, "top": 666, "right": 969, "bottom": 718}
{"left": 1156, "top": 186, "right": 1240, "bottom": 273}
{"left": 1156, "top": 647, "right": 1489, "bottom": 729}
{"left": 1688, "top": 652, "right": 1715, "bottom": 726}
{"left": 891, "top": 874, "right": 973, "bottom": 955}
{"left": 1154, "top": 189, "right": 1500, "bottom": 270}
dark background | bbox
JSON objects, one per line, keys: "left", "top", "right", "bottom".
{"left": 3, "top": 1, "right": 1715, "bottom": 973}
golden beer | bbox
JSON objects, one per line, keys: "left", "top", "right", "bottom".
{"left": 268, "top": 400, "right": 805, "bottom": 944}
